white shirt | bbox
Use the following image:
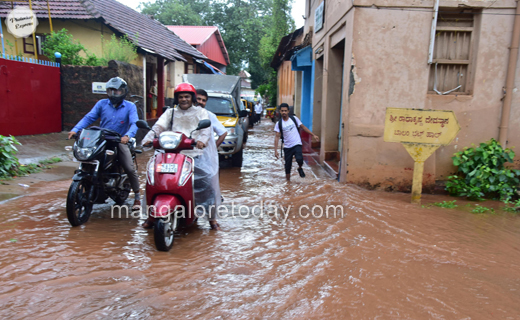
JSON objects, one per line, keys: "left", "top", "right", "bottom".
{"left": 255, "top": 104, "right": 263, "bottom": 114}
{"left": 274, "top": 116, "right": 302, "bottom": 149}
{"left": 207, "top": 110, "right": 226, "bottom": 137}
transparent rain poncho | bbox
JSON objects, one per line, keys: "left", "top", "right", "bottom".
{"left": 142, "top": 105, "right": 221, "bottom": 220}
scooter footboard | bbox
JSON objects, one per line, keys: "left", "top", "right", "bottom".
{"left": 152, "top": 195, "right": 183, "bottom": 218}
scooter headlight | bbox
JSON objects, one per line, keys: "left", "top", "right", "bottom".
{"left": 159, "top": 132, "right": 182, "bottom": 149}
{"left": 75, "top": 147, "right": 96, "bottom": 161}
{"left": 226, "top": 128, "right": 235, "bottom": 135}
{"left": 146, "top": 157, "right": 155, "bottom": 186}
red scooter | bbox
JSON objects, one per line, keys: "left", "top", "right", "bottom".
{"left": 136, "top": 119, "right": 211, "bottom": 251}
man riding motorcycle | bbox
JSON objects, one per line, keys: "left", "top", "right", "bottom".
{"left": 141, "top": 82, "right": 221, "bottom": 230}
{"left": 68, "top": 77, "right": 141, "bottom": 210}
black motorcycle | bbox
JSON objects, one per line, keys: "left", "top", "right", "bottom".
{"left": 66, "top": 127, "right": 141, "bottom": 226}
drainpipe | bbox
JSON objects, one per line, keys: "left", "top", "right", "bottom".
{"left": 499, "top": 0, "right": 520, "bottom": 148}
{"left": 143, "top": 55, "right": 147, "bottom": 121}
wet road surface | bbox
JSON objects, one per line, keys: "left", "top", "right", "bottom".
{"left": 1, "top": 121, "right": 520, "bottom": 319}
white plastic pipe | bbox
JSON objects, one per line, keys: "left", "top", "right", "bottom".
{"left": 428, "top": 0, "right": 440, "bottom": 64}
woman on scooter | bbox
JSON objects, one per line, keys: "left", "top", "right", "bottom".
{"left": 141, "top": 82, "right": 221, "bottom": 230}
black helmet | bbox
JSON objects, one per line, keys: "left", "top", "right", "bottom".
{"left": 106, "top": 77, "right": 128, "bottom": 105}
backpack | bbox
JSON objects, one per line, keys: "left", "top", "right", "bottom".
{"left": 278, "top": 115, "right": 300, "bottom": 144}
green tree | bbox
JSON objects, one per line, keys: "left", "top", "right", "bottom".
{"left": 139, "top": 0, "right": 276, "bottom": 79}
{"left": 210, "top": 0, "right": 273, "bottom": 77}
{"left": 140, "top": 0, "right": 211, "bottom": 26}
{"left": 258, "top": 0, "right": 295, "bottom": 105}
{"left": 138, "top": 0, "right": 294, "bottom": 94}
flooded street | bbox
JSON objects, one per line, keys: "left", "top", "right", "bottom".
{"left": 1, "top": 121, "right": 520, "bottom": 319}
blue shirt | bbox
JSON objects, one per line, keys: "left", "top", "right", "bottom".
{"left": 72, "top": 99, "right": 139, "bottom": 137}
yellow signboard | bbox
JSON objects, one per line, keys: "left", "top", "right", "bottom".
{"left": 384, "top": 108, "right": 460, "bottom": 145}
{"left": 384, "top": 108, "right": 461, "bottom": 204}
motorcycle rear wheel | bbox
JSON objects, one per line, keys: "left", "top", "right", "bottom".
{"left": 154, "top": 215, "right": 177, "bottom": 251}
{"left": 66, "top": 180, "right": 93, "bottom": 226}
{"left": 110, "top": 176, "right": 131, "bottom": 206}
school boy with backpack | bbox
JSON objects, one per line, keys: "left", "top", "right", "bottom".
{"left": 274, "top": 103, "right": 319, "bottom": 181}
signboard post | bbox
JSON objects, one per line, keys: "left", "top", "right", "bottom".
{"left": 384, "top": 108, "right": 461, "bottom": 204}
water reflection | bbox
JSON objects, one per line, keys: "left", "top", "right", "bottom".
{"left": 0, "top": 122, "right": 519, "bottom": 318}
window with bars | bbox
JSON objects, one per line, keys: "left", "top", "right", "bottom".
{"left": 23, "top": 34, "right": 46, "bottom": 56}
{"left": 428, "top": 10, "right": 479, "bottom": 95}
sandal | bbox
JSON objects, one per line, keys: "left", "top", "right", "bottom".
{"left": 210, "top": 221, "right": 220, "bottom": 231}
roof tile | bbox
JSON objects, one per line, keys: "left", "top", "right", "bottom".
{"left": 0, "top": 0, "right": 206, "bottom": 62}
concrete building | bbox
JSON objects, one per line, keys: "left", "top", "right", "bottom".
{"left": 289, "top": 0, "right": 520, "bottom": 191}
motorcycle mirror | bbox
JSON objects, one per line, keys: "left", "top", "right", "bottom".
{"left": 195, "top": 119, "right": 211, "bottom": 130}
{"left": 136, "top": 120, "right": 151, "bottom": 130}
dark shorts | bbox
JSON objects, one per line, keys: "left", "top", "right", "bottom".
{"left": 283, "top": 145, "right": 303, "bottom": 174}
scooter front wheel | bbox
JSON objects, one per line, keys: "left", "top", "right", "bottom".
{"left": 66, "top": 180, "right": 93, "bottom": 226}
{"left": 153, "top": 215, "right": 177, "bottom": 251}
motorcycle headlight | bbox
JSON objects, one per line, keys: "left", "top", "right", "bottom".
{"left": 226, "top": 128, "right": 235, "bottom": 135}
{"left": 75, "top": 147, "right": 96, "bottom": 161}
{"left": 159, "top": 132, "right": 182, "bottom": 149}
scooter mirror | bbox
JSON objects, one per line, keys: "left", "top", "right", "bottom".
{"left": 136, "top": 120, "right": 150, "bottom": 130}
{"left": 196, "top": 119, "right": 211, "bottom": 130}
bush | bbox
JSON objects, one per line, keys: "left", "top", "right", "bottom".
{"left": 42, "top": 28, "right": 87, "bottom": 65}
{"left": 42, "top": 29, "right": 138, "bottom": 66}
{"left": 101, "top": 34, "right": 138, "bottom": 64}
{"left": 0, "top": 135, "right": 22, "bottom": 179}
{"left": 446, "top": 138, "right": 520, "bottom": 201}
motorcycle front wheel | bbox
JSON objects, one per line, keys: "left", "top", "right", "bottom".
{"left": 66, "top": 180, "right": 93, "bottom": 226}
{"left": 153, "top": 215, "right": 177, "bottom": 252}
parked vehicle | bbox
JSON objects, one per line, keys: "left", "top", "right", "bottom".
{"left": 137, "top": 119, "right": 211, "bottom": 251}
{"left": 65, "top": 127, "right": 141, "bottom": 226}
{"left": 265, "top": 106, "right": 277, "bottom": 123}
{"left": 183, "top": 74, "right": 249, "bottom": 167}
{"left": 242, "top": 99, "right": 255, "bottom": 128}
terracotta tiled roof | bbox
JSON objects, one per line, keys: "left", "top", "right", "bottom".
{"left": 0, "top": 0, "right": 207, "bottom": 62}
{"left": 270, "top": 27, "right": 303, "bottom": 69}
{"left": 0, "top": 0, "right": 93, "bottom": 19}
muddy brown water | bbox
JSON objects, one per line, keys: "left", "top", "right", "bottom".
{"left": 1, "top": 122, "right": 520, "bottom": 319}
